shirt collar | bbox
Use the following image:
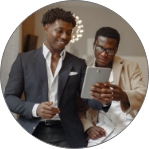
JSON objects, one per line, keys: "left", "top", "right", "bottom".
{"left": 42, "top": 43, "right": 66, "bottom": 60}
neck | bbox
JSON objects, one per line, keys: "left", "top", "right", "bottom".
{"left": 44, "top": 42, "right": 62, "bottom": 58}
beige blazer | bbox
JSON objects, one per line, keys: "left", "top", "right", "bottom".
{"left": 78, "top": 56, "right": 147, "bottom": 132}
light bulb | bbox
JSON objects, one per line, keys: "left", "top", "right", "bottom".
{"left": 76, "top": 16, "right": 79, "bottom": 19}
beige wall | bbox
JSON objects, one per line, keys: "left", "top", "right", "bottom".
{"left": 22, "top": 13, "right": 35, "bottom": 52}
{"left": 1, "top": 26, "right": 22, "bottom": 119}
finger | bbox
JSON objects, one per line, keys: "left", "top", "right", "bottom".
{"left": 95, "top": 127, "right": 105, "bottom": 136}
{"left": 44, "top": 105, "right": 60, "bottom": 112}
{"left": 101, "top": 88, "right": 113, "bottom": 94}
{"left": 104, "top": 83, "right": 120, "bottom": 88}
{"left": 91, "top": 96, "right": 107, "bottom": 104}
{"left": 51, "top": 107, "right": 61, "bottom": 112}
{"left": 48, "top": 102, "right": 53, "bottom": 106}
{"left": 90, "top": 131, "right": 97, "bottom": 138}
{"left": 104, "top": 97, "right": 118, "bottom": 101}
{"left": 98, "top": 129, "right": 106, "bottom": 136}
{"left": 101, "top": 88, "right": 121, "bottom": 95}
{"left": 90, "top": 135, "right": 96, "bottom": 140}
{"left": 44, "top": 101, "right": 53, "bottom": 106}
{"left": 90, "top": 90, "right": 101, "bottom": 98}
{"left": 92, "top": 129, "right": 100, "bottom": 136}
{"left": 87, "top": 132, "right": 94, "bottom": 139}
{"left": 42, "top": 109, "right": 60, "bottom": 115}
{"left": 101, "top": 93, "right": 119, "bottom": 98}
{"left": 42, "top": 105, "right": 60, "bottom": 113}
{"left": 96, "top": 134, "right": 103, "bottom": 139}
{"left": 95, "top": 83, "right": 105, "bottom": 88}
{"left": 91, "top": 86, "right": 102, "bottom": 93}
{"left": 98, "top": 127, "right": 106, "bottom": 134}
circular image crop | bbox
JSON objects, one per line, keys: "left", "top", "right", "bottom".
{"left": 0, "top": 1, "right": 148, "bottom": 149}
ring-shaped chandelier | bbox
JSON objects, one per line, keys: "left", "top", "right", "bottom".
{"left": 70, "top": 14, "right": 84, "bottom": 43}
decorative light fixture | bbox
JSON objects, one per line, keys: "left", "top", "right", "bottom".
{"left": 70, "top": 14, "right": 84, "bottom": 43}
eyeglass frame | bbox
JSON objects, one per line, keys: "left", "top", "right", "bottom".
{"left": 94, "top": 44, "right": 117, "bottom": 56}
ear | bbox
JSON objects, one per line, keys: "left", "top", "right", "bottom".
{"left": 93, "top": 41, "right": 95, "bottom": 49}
{"left": 44, "top": 24, "right": 49, "bottom": 34}
{"left": 115, "top": 47, "right": 118, "bottom": 54}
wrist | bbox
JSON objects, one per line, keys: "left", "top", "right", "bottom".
{"left": 32, "top": 104, "right": 40, "bottom": 117}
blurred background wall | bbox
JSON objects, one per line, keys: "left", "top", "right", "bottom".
{"left": 1, "top": 1, "right": 148, "bottom": 118}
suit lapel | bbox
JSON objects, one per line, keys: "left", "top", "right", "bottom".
{"left": 58, "top": 53, "right": 73, "bottom": 105}
{"left": 33, "top": 47, "right": 48, "bottom": 102}
{"left": 113, "top": 56, "right": 123, "bottom": 85}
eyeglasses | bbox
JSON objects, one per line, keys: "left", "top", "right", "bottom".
{"left": 94, "top": 44, "right": 116, "bottom": 56}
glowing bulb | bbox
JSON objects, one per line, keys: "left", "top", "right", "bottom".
{"left": 76, "top": 16, "right": 79, "bottom": 19}
{"left": 77, "top": 34, "right": 80, "bottom": 37}
{"left": 78, "top": 20, "right": 82, "bottom": 24}
{"left": 80, "top": 30, "right": 84, "bottom": 33}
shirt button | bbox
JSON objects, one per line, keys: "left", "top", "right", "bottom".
{"left": 33, "top": 127, "right": 36, "bottom": 130}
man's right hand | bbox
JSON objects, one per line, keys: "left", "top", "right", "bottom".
{"left": 36, "top": 102, "right": 60, "bottom": 119}
{"left": 90, "top": 83, "right": 111, "bottom": 104}
{"left": 87, "top": 126, "right": 106, "bottom": 140}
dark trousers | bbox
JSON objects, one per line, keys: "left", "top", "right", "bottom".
{"left": 32, "top": 121, "right": 72, "bottom": 148}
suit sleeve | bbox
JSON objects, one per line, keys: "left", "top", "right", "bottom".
{"left": 79, "top": 60, "right": 111, "bottom": 112}
{"left": 121, "top": 62, "right": 146, "bottom": 115}
{"left": 4, "top": 54, "right": 35, "bottom": 118}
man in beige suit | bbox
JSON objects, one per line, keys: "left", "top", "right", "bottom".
{"left": 78, "top": 27, "right": 146, "bottom": 146}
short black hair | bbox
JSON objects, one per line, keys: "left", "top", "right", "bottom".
{"left": 41, "top": 8, "right": 76, "bottom": 28}
{"left": 95, "top": 27, "right": 120, "bottom": 46}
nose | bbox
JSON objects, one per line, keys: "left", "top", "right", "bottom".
{"left": 61, "top": 32, "right": 69, "bottom": 40}
{"left": 101, "top": 51, "right": 108, "bottom": 57}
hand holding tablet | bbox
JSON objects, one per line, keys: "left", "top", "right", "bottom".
{"left": 89, "top": 83, "right": 111, "bottom": 104}
{"left": 81, "top": 67, "right": 111, "bottom": 100}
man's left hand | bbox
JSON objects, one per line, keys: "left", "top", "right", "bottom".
{"left": 90, "top": 82, "right": 129, "bottom": 103}
{"left": 100, "top": 82, "right": 128, "bottom": 103}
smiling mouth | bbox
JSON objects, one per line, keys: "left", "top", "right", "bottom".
{"left": 58, "top": 41, "right": 67, "bottom": 45}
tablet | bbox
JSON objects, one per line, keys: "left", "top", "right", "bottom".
{"left": 81, "top": 67, "right": 111, "bottom": 99}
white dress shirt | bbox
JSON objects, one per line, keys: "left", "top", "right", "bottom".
{"left": 32, "top": 43, "right": 66, "bottom": 120}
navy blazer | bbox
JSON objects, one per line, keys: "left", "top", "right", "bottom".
{"left": 4, "top": 47, "right": 110, "bottom": 148}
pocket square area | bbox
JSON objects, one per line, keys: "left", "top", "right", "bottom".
{"left": 69, "top": 72, "right": 78, "bottom": 76}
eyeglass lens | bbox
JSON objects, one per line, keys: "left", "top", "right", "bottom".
{"left": 95, "top": 46, "right": 115, "bottom": 55}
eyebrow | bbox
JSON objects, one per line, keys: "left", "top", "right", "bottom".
{"left": 96, "top": 45, "right": 115, "bottom": 50}
{"left": 56, "top": 27, "right": 72, "bottom": 31}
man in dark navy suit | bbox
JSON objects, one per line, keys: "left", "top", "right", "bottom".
{"left": 4, "top": 8, "right": 110, "bottom": 148}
